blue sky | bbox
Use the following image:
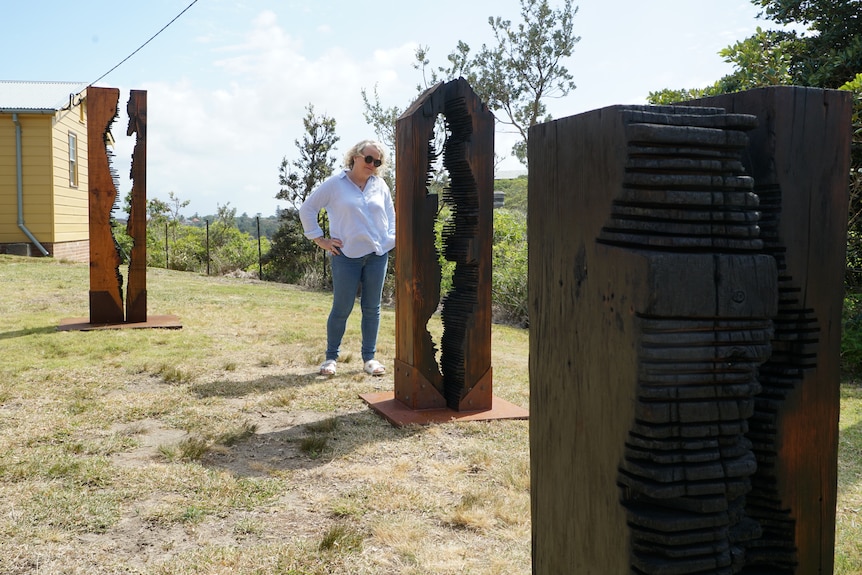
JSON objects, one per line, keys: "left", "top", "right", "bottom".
{"left": 3, "top": 0, "right": 781, "bottom": 217}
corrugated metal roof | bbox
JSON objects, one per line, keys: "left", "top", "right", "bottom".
{"left": 0, "top": 80, "right": 88, "bottom": 112}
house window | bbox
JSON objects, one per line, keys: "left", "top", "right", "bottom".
{"left": 68, "top": 132, "right": 78, "bottom": 187}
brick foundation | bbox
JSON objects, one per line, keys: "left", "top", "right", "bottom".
{"left": 0, "top": 240, "right": 91, "bottom": 263}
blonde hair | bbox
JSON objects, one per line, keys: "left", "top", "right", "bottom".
{"left": 344, "top": 139, "right": 388, "bottom": 172}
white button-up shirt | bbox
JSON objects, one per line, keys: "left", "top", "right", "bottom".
{"left": 299, "top": 170, "right": 395, "bottom": 258}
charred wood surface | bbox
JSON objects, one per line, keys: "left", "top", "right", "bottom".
{"left": 529, "top": 87, "right": 850, "bottom": 574}
{"left": 125, "top": 90, "right": 148, "bottom": 323}
{"left": 394, "top": 79, "right": 494, "bottom": 411}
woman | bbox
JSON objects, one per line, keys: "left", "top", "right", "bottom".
{"left": 298, "top": 139, "right": 395, "bottom": 376}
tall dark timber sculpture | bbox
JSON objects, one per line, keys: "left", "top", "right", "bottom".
{"left": 393, "top": 78, "right": 495, "bottom": 413}
{"left": 87, "top": 86, "right": 125, "bottom": 324}
{"left": 361, "top": 78, "right": 527, "bottom": 426}
{"left": 125, "top": 89, "right": 148, "bottom": 323}
{"left": 528, "top": 87, "right": 851, "bottom": 574}
{"left": 60, "top": 87, "right": 179, "bottom": 332}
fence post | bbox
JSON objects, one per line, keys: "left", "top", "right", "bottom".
{"left": 257, "top": 216, "right": 263, "bottom": 279}
{"left": 206, "top": 219, "right": 210, "bottom": 276}
{"left": 164, "top": 222, "right": 168, "bottom": 269}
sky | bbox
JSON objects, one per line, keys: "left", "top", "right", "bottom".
{"left": 2, "top": 0, "right": 789, "bottom": 218}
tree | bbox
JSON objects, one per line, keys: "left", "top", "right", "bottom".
{"left": 268, "top": 104, "right": 339, "bottom": 286}
{"left": 462, "top": 0, "right": 580, "bottom": 164}
{"left": 276, "top": 104, "right": 339, "bottom": 211}
{"left": 647, "top": 0, "right": 862, "bottom": 287}
{"left": 360, "top": 84, "right": 400, "bottom": 157}
{"left": 751, "top": 0, "right": 862, "bottom": 88}
{"left": 362, "top": 0, "right": 581, "bottom": 167}
{"left": 648, "top": 27, "right": 795, "bottom": 104}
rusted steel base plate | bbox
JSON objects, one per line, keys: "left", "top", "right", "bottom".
{"left": 360, "top": 391, "right": 529, "bottom": 427}
{"left": 57, "top": 315, "right": 182, "bottom": 331}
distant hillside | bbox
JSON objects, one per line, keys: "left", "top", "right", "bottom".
{"left": 494, "top": 174, "right": 528, "bottom": 213}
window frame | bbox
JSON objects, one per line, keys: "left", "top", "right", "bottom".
{"left": 68, "top": 131, "right": 78, "bottom": 188}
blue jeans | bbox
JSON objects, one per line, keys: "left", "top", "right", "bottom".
{"left": 326, "top": 252, "right": 389, "bottom": 362}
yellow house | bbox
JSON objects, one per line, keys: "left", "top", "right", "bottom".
{"left": 0, "top": 80, "right": 90, "bottom": 262}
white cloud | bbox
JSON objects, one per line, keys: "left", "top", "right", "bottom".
{"left": 112, "top": 10, "right": 422, "bottom": 217}
{"left": 98, "top": 0, "right": 772, "bottom": 218}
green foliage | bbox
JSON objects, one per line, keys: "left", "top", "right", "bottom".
{"left": 493, "top": 176, "right": 528, "bottom": 213}
{"left": 277, "top": 104, "right": 339, "bottom": 211}
{"left": 842, "top": 292, "right": 862, "bottom": 377}
{"left": 434, "top": 206, "right": 457, "bottom": 296}
{"left": 113, "top": 196, "right": 266, "bottom": 276}
{"left": 647, "top": 87, "right": 717, "bottom": 105}
{"left": 266, "top": 105, "right": 339, "bottom": 287}
{"left": 492, "top": 209, "right": 529, "bottom": 326}
{"left": 318, "top": 522, "right": 364, "bottom": 553}
{"left": 715, "top": 27, "right": 795, "bottom": 91}
{"left": 236, "top": 213, "right": 279, "bottom": 239}
{"left": 160, "top": 225, "right": 207, "bottom": 272}
{"left": 470, "top": 0, "right": 580, "bottom": 165}
{"left": 263, "top": 211, "right": 317, "bottom": 284}
{"left": 430, "top": 201, "right": 529, "bottom": 326}
{"left": 648, "top": 0, "right": 862, "bottom": 290}
{"left": 426, "top": 179, "right": 530, "bottom": 326}
{"left": 362, "top": 0, "right": 580, "bottom": 168}
{"left": 649, "top": 0, "right": 860, "bottom": 97}
{"left": 647, "top": 27, "right": 794, "bottom": 104}
{"left": 752, "top": 0, "right": 862, "bottom": 88}
{"left": 840, "top": 75, "right": 862, "bottom": 287}
{"left": 361, "top": 84, "right": 400, "bottom": 158}
{"left": 112, "top": 220, "right": 133, "bottom": 263}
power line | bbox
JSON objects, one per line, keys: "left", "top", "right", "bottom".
{"left": 90, "top": 0, "right": 201, "bottom": 86}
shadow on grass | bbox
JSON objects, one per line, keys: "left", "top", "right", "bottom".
{"left": 201, "top": 409, "right": 419, "bottom": 478}
{"left": 0, "top": 325, "right": 59, "bottom": 340}
{"left": 189, "top": 372, "right": 322, "bottom": 398}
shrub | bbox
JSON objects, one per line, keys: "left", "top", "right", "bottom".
{"left": 842, "top": 291, "right": 862, "bottom": 378}
{"left": 492, "top": 209, "right": 529, "bottom": 327}
{"left": 263, "top": 212, "right": 319, "bottom": 284}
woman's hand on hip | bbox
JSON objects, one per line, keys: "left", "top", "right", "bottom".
{"left": 316, "top": 236, "right": 343, "bottom": 255}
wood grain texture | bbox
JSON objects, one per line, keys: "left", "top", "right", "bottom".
{"left": 86, "top": 87, "right": 123, "bottom": 324}
{"left": 529, "top": 88, "right": 851, "bottom": 574}
{"left": 530, "top": 102, "right": 772, "bottom": 574}
{"left": 691, "top": 86, "right": 852, "bottom": 575}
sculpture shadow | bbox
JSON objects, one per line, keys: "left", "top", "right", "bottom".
{"left": 0, "top": 326, "right": 58, "bottom": 340}
{"left": 187, "top": 370, "right": 418, "bottom": 477}
{"left": 189, "top": 371, "right": 324, "bottom": 398}
{"left": 200, "top": 408, "right": 418, "bottom": 478}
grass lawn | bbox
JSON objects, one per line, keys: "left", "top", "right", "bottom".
{"left": 0, "top": 255, "right": 859, "bottom": 574}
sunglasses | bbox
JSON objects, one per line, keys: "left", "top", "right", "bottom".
{"left": 359, "top": 154, "right": 382, "bottom": 168}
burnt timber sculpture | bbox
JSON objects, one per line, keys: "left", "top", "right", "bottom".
{"left": 125, "top": 90, "right": 148, "bottom": 323}
{"left": 60, "top": 87, "right": 179, "bottom": 332}
{"left": 87, "top": 86, "right": 125, "bottom": 324}
{"left": 528, "top": 87, "right": 851, "bottom": 574}
{"left": 689, "top": 87, "right": 851, "bottom": 575}
{"left": 361, "top": 78, "right": 527, "bottom": 425}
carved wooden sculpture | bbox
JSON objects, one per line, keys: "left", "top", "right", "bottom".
{"left": 394, "top": 78, "right": 495, "bottom": 412}
{"left": 689, "top": 86, "right": 851, "bottom": 575}
{"left": 86, "top": 87, "right": 150, "bottom": 325}
{"left": 87, "top": 87, "right": 124, "bottom": 324}
{"left": 529, "top": 88, "right": 850, "bottom": 574}
{"left": 62, "top": 87, "right": 177, "bottom": 331}
{"left": 125, "top": 90, "right": 148, "bottom": 323}
{"left": 362, "top": 78, "right": 527, "bottom": 425}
